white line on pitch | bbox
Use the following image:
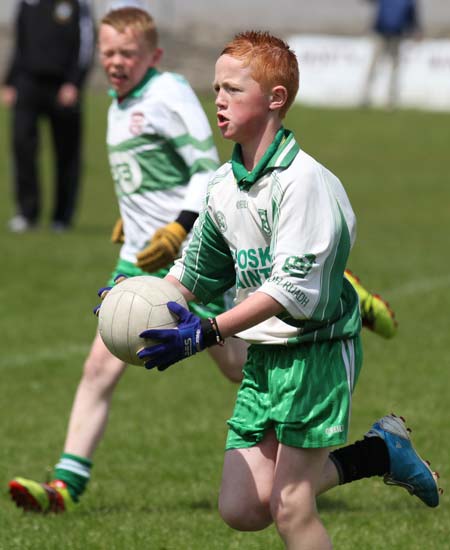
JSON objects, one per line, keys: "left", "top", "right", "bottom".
{"left": 0, "top": 344, "right": 90, "bottom": 369}
{"left": 383, "top": 274, "right": 450, "bottom": 299}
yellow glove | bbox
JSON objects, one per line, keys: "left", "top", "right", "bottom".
{"left": 111, "top": 217, "right": 125, "bottom": 244}
{"left": 136, "top": 221, "right": 187, "bottom": 273}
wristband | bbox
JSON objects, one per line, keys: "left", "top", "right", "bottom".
{"left": 200, "top": 317, "right": 225, "bottom": 348}
{"left": 175, "top": 210, "right": 198, "bottom": 233}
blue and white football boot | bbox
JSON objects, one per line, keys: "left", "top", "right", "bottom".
{"left": 366, "top": 413, "right": 441, "bottom": 507}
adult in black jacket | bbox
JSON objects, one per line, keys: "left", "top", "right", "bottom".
{"left": 2, "top": 0, "right": 95, "bottom": 232}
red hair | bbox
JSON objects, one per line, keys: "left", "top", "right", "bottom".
{"left": 221, "top": 31, "right": 299, "bottom": 118}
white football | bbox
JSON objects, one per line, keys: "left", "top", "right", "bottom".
{"left": 98, "top": 276, "right": 187, "bottom": 366}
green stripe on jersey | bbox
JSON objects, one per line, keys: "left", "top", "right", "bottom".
{"left": 189, "top": 158, "right": 220, "bottom": 176}
{"left": 170, "top": 133, "right": 217, "bottom": 151}
{"left": 178, "top": 210, "right": 235, "bottom": 303}
{"left": 109, "top": 133, "right": 218, "bottom": 195}
{"left": 108, "top": 133, "right": 216, "bottom": 155}
{"left": 314, "top": 206, "right": 351, "bottom": 321}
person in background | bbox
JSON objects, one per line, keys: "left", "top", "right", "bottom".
{"left": 1, "top": 0, "right": 95, "bottom": 233}
{"left": 361, "top": 0, "right": 422, "bottom": 108}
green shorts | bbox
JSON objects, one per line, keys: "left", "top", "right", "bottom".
{"left": 226, "top": 336, "right": 362, "bottom": 450}
{"left": 107, "top": 258, "right": 228, "bottom": 318}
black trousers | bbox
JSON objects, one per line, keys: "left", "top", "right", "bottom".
{"left": 11, "top": 74, "right": 83, "bottom": 226}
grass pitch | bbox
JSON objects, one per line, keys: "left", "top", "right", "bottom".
{"left": 0, "top": 94, "right": 449, "bottom": 549}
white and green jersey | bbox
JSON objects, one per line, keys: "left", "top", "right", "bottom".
{"left": 170, "top": 128, "right": 361, "bottom": 345}
{"left": 107, "top": 69, "right": 219, "bottom": 262}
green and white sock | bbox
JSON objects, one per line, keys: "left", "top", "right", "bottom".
{"left": 53, "top": 453, "right": 93, "bottom": 502}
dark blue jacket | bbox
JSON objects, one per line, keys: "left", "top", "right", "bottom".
{"left": 373, "top": 0, "right": 420, "bottom": 36}
{"left": 4, "top": 0, "right": 95, "bottom": 88}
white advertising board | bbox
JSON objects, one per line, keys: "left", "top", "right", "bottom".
{"left": 288, "top": 34, "right": 450, "bottom": 111}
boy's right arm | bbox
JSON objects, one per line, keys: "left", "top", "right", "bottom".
{"left": 136, "top": 288, "right": 284, "bottom": 372}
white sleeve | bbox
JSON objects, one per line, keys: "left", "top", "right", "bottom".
{"left": 151, "top": 100, "right": 218, "bottom": 214}
{"left": 258, "top": 165, "right": 354, "bottom": 320}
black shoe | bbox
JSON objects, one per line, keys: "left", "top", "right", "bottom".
{"left": 51, "top": 221, "right": 70, "bottom": 233}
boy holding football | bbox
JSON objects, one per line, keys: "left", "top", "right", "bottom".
{"left": 9, "top": 9, "right": 399, "bottom": 516}
{"left": 136, "top": 31, "right": 440, "bottom": 547}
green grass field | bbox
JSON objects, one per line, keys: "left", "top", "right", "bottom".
{"left": 0, "top": 94, "right": 449, "bottom": 549}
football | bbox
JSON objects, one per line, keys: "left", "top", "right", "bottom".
{"left": 98, "top": 276, "right": 187, "bottom": 366}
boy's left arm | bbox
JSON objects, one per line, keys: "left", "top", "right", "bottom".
{"left": 137, "top": 288, "right": 283, "bottom": 371}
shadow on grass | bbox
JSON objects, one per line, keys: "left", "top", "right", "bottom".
{"left": 317, "top": 495, "right": 353, "bottom": 511}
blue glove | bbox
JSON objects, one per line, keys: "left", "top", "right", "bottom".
{"left": 137, "top": 301, "right": 223, "bottom": 371}
{"left": 93, "top": 274, "right": 128, "bottom": 316}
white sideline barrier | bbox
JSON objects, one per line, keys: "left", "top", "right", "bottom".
{"left": 288, "top": 35, "right": 450, "bottom": 111}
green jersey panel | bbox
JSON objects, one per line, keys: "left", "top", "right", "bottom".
{"left": 177, "top": 208, "right": 235, "bottom": 303}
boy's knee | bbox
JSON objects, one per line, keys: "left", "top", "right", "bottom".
{"left": 82, "top": 348, "right": 124, "bottom": 390}
{"left": 218, "top": 495, "right": 271, "bottom": 531}
{"left": 270, "top": 493, "right": 316, "bottom": 538}
{"left": 82, "top": 355, "right": 107, "bottom": 381}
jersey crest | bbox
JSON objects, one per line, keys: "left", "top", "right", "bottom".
{"left": 129, "top": 112, "right": 145, "bottom": 136}
{"left": 282, "top": 254, "right": 316, "bottom": 279}
{"left": 257, "top": 209, "right": 271, "bottom": 237}
{"left": 214, "top": 211, "right": 227, "bottom": 233}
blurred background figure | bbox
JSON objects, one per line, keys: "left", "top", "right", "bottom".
{"left": 361, "top": 0, "right": 422, "bottom": 109}
{"left": 1, "top": 0, "right": 95, "bottom": 233}
{"left": 104, "top": 0, "right": 150, "bottom": 13}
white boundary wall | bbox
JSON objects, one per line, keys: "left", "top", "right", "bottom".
{"left": 289, "top": 35, "right": 450, "bottom": 111}
{"left": 1, "top": 0, "right": 450, "bottom": 35}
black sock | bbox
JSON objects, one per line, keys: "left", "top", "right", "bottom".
{"left": 330, "top": 437, "right": 390, "bottom": 484}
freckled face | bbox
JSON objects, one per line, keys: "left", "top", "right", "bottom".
{"left": 99, "top": 24, "right": 161, "bottom": 98}
{"left": 213, "top": 54, "right": 272, "bottom": 145}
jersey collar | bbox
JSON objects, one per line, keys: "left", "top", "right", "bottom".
{"left": 108, "top": 68, "right": 160, "bottom": 102}
{"left": 231, "top": 127, "right": 300, "bottom": 191}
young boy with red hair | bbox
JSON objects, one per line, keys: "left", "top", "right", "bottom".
{"left": 136, "top": 31, "right": 440, "bottom": 548}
